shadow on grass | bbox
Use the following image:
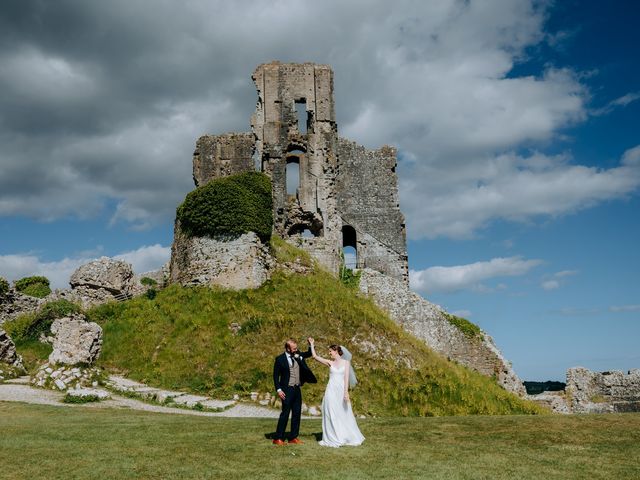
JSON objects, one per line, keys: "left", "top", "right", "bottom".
{"left": 263, "top": 431, "right": 323, "bottom": 441}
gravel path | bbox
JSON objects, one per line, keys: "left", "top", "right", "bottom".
{"left": 0, "top": 380, "right": 279, "bottom": 418}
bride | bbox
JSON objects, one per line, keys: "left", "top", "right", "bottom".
{"left": 308, "top": 338, "right": 365, "bottom": 447}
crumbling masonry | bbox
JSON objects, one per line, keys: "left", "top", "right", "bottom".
{"left": 185, "top": 62, "right": 526, "bottom": 395}
{"left": 192, "top": 62, "right": 408, "bottom": 283}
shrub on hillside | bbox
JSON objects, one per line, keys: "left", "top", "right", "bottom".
{"left": 14, "top": 276, "right": 51, "bottom": 298}
{"left": 140, "top": 277, "right": 157, "bottom": 287}
{"left": 0, "top": 276, "right": 9, "bottom": 296}
{"left": 176, "top": 171, "right": 273, "bottom": 242}
{"left": 444, "top": 313, "right": 482, "bottom": 338}
{"left": 5, "top": 299, "right": 83, "bottom": 343}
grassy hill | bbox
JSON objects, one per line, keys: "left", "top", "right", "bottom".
{"left": 83, "top": 238, "right": 542, "bottom": 417}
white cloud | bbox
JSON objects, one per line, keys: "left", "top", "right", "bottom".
{"left": 541, "top": 280, "right": 560, "bottom": 291}
{"left": 403, "top": 145, "right": 640, "bottom": 239}
{"left": 115, "top": 244, "right": 170, "bottom": 275}
{"left": 450, "top": 309, "right": 472, "bottom": 318}
{"left": 410, "top": 256, "right": 542, "bottom": 293}
{"left": 540, "top": 269, "right": 579, "bottom": 290}
{"left": 0, "top": 0, "right": 637, "bottom": 242}
{"left": 0, "top": 245, "right": 170, "bottom": 289}
{"left": 609, "top": 305, "right": 640, "bottom": 313}
{"left": 591, "top": 92, "right": 640, "bottom": 116}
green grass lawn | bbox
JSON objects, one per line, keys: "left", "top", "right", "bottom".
{"left": 1, "top": 402, "right": 638, "bottom": 480}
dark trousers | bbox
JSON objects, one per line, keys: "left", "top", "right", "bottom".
{"left": 275, "top": 385, "right": 302, "bottom": 440}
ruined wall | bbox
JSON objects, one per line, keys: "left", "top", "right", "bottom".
{"left": 192, "top": 133, "right": 255, "bottom": 187}
{"left": 170, "top": 224, "right": 272, "bottom": 290}
{"left": 566, "top": 367, "right": 640, "bottom": 413}
{"left": 336, "top": 139, "right": 408, "bottom": 283}
{"left": 251, "top": 62, "right": 342, "bottom": 272}
{"left": 359, "top": 269, "right": 526, "bottom": 396}
{"left": 186, "top": 62, "right": 408, "bottom": 282}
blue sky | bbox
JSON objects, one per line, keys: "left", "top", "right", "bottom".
{"left": 0, "top": 1, "right": 638, "bottom": 381}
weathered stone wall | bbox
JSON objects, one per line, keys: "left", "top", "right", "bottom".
{"left": 170, "top": 225, "right": 272, "bottom": 290}
{"left": 336, "top": 138, "right": 408, "bottom": 283}
{"left": 251, "top": 62, "right": 341, "bottom": 265}
{"left": 193, "top": 133, "right": 255, "bottom": 187}
{"left": 0, "top": 289, "right": 44, "bottom": 325}
{"left": 0, "top": 328, "right": 23, "bottom": 369}
{"left": 359, "top": 269, "right": 526, "bottom": 395}
{"left": 186, "top": 62, "right": 408, "bottom": 283}
{"left": 566, "top": 367, "right": 640, "bottom": 413}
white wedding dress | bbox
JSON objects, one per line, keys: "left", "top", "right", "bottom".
{"left": 318, "top": 362, "right": 365, "bottom": 447}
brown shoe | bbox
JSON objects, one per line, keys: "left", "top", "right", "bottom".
{"left": 288, "top": 438, "right": 303, "bottom": 445}
{"left": 272, "top": 439, "right": 285, "bottom": 446}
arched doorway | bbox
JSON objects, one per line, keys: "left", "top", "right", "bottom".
{"left": 342, "top": 224, "right": 357, "bottom": 269}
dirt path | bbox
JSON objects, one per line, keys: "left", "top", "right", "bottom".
{"left": 0, "top": 379, "right": 279, "bottom": 418}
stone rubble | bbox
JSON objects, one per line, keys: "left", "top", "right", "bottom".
{"left": 48, "top": 314, "right": 103, "bottom": 365}
{"left": 65, "top": 387, "right": 111, "bottom": 401}
{"left": 526, "top": 391, "right": 571, "bottom": 414}
{"left": 106, "top": 375, "right": 322, "bottom": 415}
{"left": 0, "top": 289, "right": 44, "bottom": 325}
{"left": 31, "top": 362, "right": 104, "bottom": 391}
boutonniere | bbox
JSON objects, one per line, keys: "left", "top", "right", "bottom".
{"left": 294, "top": 353, "right": 300, "bottom": 360}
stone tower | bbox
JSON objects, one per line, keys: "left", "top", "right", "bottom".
{"left": 192, "top": 62, "right": 408, "bottom": 284}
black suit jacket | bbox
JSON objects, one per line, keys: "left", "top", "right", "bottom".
{"left": 273, "top": 349, "right": 317, "bottom": 392}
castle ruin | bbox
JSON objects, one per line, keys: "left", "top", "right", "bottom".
{"left": 177, "top": 62, "right": 527, "bottom": 396}
{"left": 192, "top": 62, "right": 408, "bottom": 283}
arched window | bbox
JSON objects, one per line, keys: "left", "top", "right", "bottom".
{"left": 286, "top": 149, "right": 305, "bottom": 197}
{"left": 286, "top": 158, "right": 300, "bottom": 196}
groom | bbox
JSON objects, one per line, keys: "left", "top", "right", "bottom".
{"left": 272, "top": 338, "right": 317, "bottom": 445}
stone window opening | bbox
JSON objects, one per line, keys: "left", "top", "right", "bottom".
{"left": 295, "top": 99, "right": 308, "bottom": 134}
{"left": 342, "top": 225, "right": 358, "bottom": 269}
{"left": 286, "top": 158, "right": 300, "bottom": 196}
{"left": 287, "top": 222, "right": 323, "bottom": 238}
{"left": 286, "top": 148, "right": 305, "bottom": 198}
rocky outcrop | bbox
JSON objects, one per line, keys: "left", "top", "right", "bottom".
{"left": 170, "top": 228, "right": 272, "bottom": 289}
{"left": 0, "top": 289, "right": 45, "bottom": 325}
{"left": 359, "top": 269, "right": 526, "bottom": 396}
{"left": 67, "top": 257, "right": 136, "bottom": 306}
{"left": 565, "top": 367, "right": 640, "bottom": 413}
{"left": 48, "top": 314, "right": 103, "bottom": 365}
{"left": 0, "top": 328, "right": 23, "bottom": 369}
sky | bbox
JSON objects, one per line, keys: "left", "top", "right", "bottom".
{"left": 0, "top": 0, "right": 638, "bottom": 381}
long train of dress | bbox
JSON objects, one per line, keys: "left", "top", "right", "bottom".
{"left": 319, "top": 363, "right": 365, "bottom": 447}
